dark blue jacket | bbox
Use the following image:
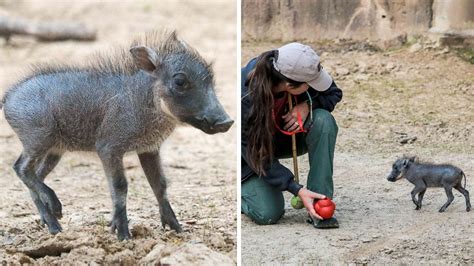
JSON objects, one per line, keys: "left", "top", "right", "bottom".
{"left": 241, "top": 58, "right": 342, "bottom": 195}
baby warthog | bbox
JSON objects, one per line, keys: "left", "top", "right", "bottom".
{"left": 1, "top": 31, "right": 233, "bottom": 240}
{"left": 387, "top": 156, "right": 471, "bottom": 212}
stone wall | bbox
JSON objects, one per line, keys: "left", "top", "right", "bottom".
{"left": 242, "top": 0, "right": 474, "bottom": 43}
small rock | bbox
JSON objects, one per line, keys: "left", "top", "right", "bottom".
{"left": 189, "top": 238, "right": 203, "bottom": 244}
{"left": 385, "top": 62, "right": 397, "bottom": 71}
{"left": 338, "top": 236, "right": 352, "bottom": 241}
{"left": 399, "top": 136, "right": 417, "bottom": 144}
{"left": 184, "top": 219, "right": 197, "bottom": 225}
{"left": 409, "top": 43, "right": 423, "bottom": 53}
{"left": 2, "top": 235, "right": 14, "bottom": 245}
{"left": 12, "top": 212, "right": 31, "bottom": 217}
{"left": 336, "top": 67, "right": 350, "bottom": 76}
{"left": 209, "top": 234, "right": 226, "bottom": 248}
{"left": 384, "top": 248, "right": 394, "bottom": 254}
{"left": 434, "top": 47, "right": 450, "bottom": 55}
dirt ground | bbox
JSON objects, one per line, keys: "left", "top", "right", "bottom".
{"left": 0, "top": 0, "right": 236, "bottom": 264}
{"left": 242, "top": 40, "right": 473, "bottom": 264}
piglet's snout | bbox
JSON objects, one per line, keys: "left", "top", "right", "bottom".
{"left": 213, "top": 117, "right": 234, "bottom": 132}
{"left": 198, "top": 115, "right": 234, "bottom": 134}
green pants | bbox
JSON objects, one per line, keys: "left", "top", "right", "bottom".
{"left": 241, "top": 109, "right": 338, "bottom": 225}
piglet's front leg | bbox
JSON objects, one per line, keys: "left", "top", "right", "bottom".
{"left": 138, "top": 151, "right": 182, "bottom": 232}
{"left": 97, "top": 147, "right": 131, "bottom": 240}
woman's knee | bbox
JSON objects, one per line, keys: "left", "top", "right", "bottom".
{"left": 250, "top": 205, "right": 285, "bottom": 225}
{"left": 241, "top": 176, "right": 285, "bottom": 225}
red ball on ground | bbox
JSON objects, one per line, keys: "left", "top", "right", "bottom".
{"left": 314, "top": 198, "right": 336, "bottom": 219}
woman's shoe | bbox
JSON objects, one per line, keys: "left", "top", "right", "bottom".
{"left": 306, "top": 216, "right": 339, "bottom": 229}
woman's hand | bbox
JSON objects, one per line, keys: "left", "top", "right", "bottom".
{"left": 297, "top": 187, "right": 326, "bottom": 220}
{"left": 282, "top": 102, "right": 309, "bottom": 132}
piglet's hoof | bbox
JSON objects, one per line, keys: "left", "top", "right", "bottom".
{"left": 40, "top": 186, "right": 63, "bottom": 219}
{"left": 161, "top": 218, "right": 182, "bottom": 233}
{"left": 47, "top": 220, "right": 62, "bottom": 234}
{"left": 117, "top": 230, "right": 131, "bottom": 241}
{"left": 159, "top": 202, "right": 182, "bottom": 233}
{"left": 110, "top": 220, "right": 131, "bottom": 241}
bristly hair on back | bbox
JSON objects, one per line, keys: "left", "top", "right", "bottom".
{"left": 24, "top": 30, "right": 213, "bottom": 78}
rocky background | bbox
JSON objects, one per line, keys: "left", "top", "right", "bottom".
{"left": 243, "top": 0, "right": 474, "bottom": 49}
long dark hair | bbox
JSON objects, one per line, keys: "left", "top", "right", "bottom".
{"left": 246, "top": 50, "right": 304, "bottom": 175}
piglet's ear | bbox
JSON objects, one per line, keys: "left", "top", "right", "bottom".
{"left": 402, "top": 159, "right": 409, "bottom": 167}
{"left": 130, "top": 46, "right": 160, "bottom": 73}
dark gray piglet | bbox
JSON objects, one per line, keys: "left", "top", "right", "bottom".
{"left": 387, "top": 156, "right": 470, "bottom": 212}
{"left": 1, "top": 31, "right": 233, "bottom": 240}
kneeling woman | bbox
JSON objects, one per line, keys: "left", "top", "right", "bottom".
{"left": 241, "top": 43, "right": 342, "bottom": 228}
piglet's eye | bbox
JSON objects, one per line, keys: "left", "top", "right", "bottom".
{"left": 173, "top": 73, "right": 187, "bottom": 87}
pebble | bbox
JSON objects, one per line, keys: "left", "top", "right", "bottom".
{"left": 184, "top": 219, "right": 197, "bottom": 225}
{"left": 338, "top": 236, "right": 352, "bottom": 241}
{"left": 336, "top": 68, "right": 350, "bottom": 76}
{"left": 409, "top": 43, "right": 423, "bottom": 53}
{"left": 209, "top": 234, "right": 226, "bottom": 248}
{"left": 385, "top": 62, "right": 397, "bottom": 71}
{"left": 384, "top": 248, "right": 394, "bottom": 254}
{"left": 2, "top": 235, "right": 14, "bottom": 245}
{"left": 399, "top": 136, "right": 417, "bottom": 144}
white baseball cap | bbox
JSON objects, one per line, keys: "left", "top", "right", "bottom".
{"left": 273, "top": 42, "right": 333, "bottom": 91}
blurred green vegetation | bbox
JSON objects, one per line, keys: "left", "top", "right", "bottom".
{"left": 455, "top": 47, "right": 474, "bottom": 64}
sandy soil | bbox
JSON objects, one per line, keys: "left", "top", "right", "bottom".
{"left": 241, "top": 40, "right": 473, "bottom": 264}
{"left": 0, "top": 0, "right": 236, "bottom": 264}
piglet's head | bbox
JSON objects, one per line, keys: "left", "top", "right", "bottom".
{"left": 130, "top": 32, "right": 233, "bottom": 135}
{"left": 387, "top": 156, "right": 416, "bottom": 182}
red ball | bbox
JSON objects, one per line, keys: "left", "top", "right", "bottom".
{"left": 314, "top": 198, "right": 336, "bottom": 219}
